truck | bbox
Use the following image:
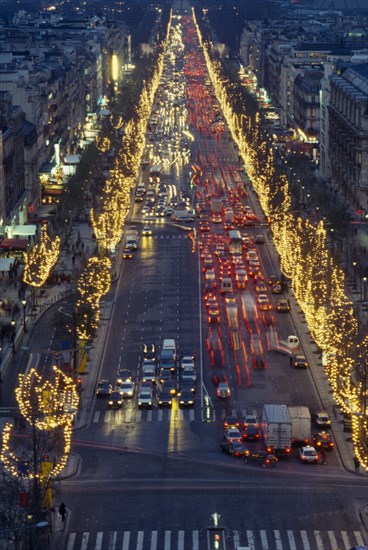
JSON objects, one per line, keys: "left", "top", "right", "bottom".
{"left": 262, "top": 404, "right": 292, "bottom": 456}
{"left": 124, "top": 228, "right": 139, "bottom": 250}
{"left": 172, "top": 209, "right": 194, "bottom": 222}
{"left": 210, "top": 197, "right": 223, "bottom": 214}
{"left": 288, "top": 406, "right": 311, "bottom": 445}
{"left": 228, "top": 230, "right": 242, "bottom": 255}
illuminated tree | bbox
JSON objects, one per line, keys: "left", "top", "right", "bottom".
{"left": 23, "top": 226, "right": 61, "bottom": 288}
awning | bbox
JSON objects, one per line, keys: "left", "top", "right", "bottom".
{"left": 0, "top": 258, "right": 15, "bottom": 271}
{"left": 12, "top": 224, "right": 37, "bottom": 237}
{"left": 0, "top": 238, "right": 28, "bottom": 250}
{"left": 64, "top": 154, "right": 81, "bottom": 165}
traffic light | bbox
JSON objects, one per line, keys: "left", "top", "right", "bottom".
{"left": 207, "top": 527, "right": 226, "bottom": 549}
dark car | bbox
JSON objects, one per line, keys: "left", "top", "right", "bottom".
{"left": 162, "top": 379, "right": 177, "bottom": 396}
{"left": 96, "top": 380, "right": 112, "bottom": 397}
{"left": 143, "top": 342, "right": 156, "bottom": 361}
{"left": 181, "top": 347, "right": 196, "bottom": 361}
{"left": 268, "top": 275, "right": 280, "bottom": 286}
{"left": 116, "top": 369, "right": 132, "bottom": 385}
{"left": 223, "top": 415, "right": 240, "bottom": 429}
{"left": 108, "top": 391, "right": 123, "bottom": 409}
{"left": 158, "top": 369, "right": 173, "bottom": 384}
{"left": 243, "top": 425, "right": 260, "bottom": 441}
{"left": 244, "top": 451, "right": 278, "bottom": 468}
{"left": 158, "top": 389, "right": 173, "bottom": 407}
{"left": 122, "top": 248, "right": 133, "bottom": 259}
{"left": 312, "top": 432, "right": 334, "bottom": 450}
{"left": 180, "top": 378, "right": 196, "bottom": 394}
{"left": 212, "top": 369, "right": 228, "bottom": 386}
{"left": 220, "top": 441, "right": 248, "bottom": 457}
{"left": 178, "top": 389, "right": 195, "bottom": 408}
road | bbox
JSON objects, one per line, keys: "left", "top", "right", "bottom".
{"left": 54, "top": 12, "right": 367, "bottom": 550}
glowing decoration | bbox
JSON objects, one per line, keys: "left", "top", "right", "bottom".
{"left": 111, "top": 53, "right": 120, "bottom": 82}
{"left": 75, "top": 256, "right": 112, "bottom": 340}
{"left": 1, "top": 367, "right": 77, "bottom": 479}
{"left": 23, "top": 226, "right": 60, "bottom": 287}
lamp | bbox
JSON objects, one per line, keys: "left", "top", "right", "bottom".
{"left": 21, "top": 299, "right": 27, "bottom": 333}
{"left": 10, "top": 318, "right": 16, "bottom": 354}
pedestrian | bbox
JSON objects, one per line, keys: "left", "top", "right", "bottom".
{"left": 287, "top": 298, "right": 290, "bottom": 308}
{"left": 59, "top": 502, "right": 66, "bottom": 522}
{"left": 354, "top": 456, "right": 360, "bottom": 472}
{"left": 320, "top": 449, "right": 327, "bottom": 465}
{"left": 72, "top": 255, "right": 76, "bottom": 266}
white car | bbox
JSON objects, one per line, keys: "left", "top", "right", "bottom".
{"left": 224, "top": 428, "right": 242, "bottom": 443}
{"left": 298, "top": 446, "right": 319, "bottom": 463}
{"left": 142, "top": 226, "right": 152, "bottom": 236}
{"left": 181, "top": 368, "right": 197, "bottom": 383}
{"left": 181, "top": 357, "right": 195, "bottom": 370}
{"left": 118, "top": 380, "right": 135, "bottom": 398}
{"left": 217, "top": 382, "right": 231, "bottom": 398}
{"left": 138, "top": 388, "right": 153, "bottom": 409}
{"left": 142, "top": 365, "right": 156, "bottom": 383}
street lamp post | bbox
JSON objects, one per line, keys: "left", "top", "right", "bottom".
{"left": 10, "top": 318, "right": 16, "bottom": 354}
{"left": 353, "top": 261, "right": 357, "bottom": 289}
{"left": 363, "top": 277, "right": 367, "bottom": 302}
{"left": 21, "top": 299, "right": 27, "bottom": 333}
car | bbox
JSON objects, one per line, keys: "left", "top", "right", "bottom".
{"left": 142, "top": 226, "right": 152, "bottom": 236}
{"left": 181, "top": 357, "right": 195, "bottom": 370}
{"left": 224, "top": 428, "right": 242, "bottom": 443}
{"left": 116, "top": 369, "right": 132, "bottom": 385}
{"left": 255, "top": 281, "right": 267, "bottom": 294}
{"left": 96, "top": 380, "right": 112, "bottom": 397}
{"left": 276, "top": 299, "right": 290, "bottom": 312}
{"left": 118, "top": 380, "right": 135, "bottom": 398}
{"left": 255, "top": 234, "right": 265, "bottom": 244}
{"left": 298, "top": 445, "right": 319, "bottom": 463}
{"left": 158, "top": 369, "right": 173, "bottom": 384}
{"left": 314, "top": 411, "right": 332, "bottom": 428}
{"left": 293, "top": 355, "right": 308, "bottom": 369}
{"left": 162, "top": 379, "right": 177, "bottom": 396}
{"left": 212, "top": 369, "right": 228, "bottom": 386}
{"left": 242, "top": 424, "right": 260, "bottom": 441}
{"left": 312, "top": 432, "right": 334, "bottom": 450}
{"left": 108, "top": 390, "right": 123, "bottom": 409}
{"left": 179, "top": 378, "right": 196, "bottom": 394}
{"left": 243, "top": 411, "right": 259, "bottom": 428}
{"left": 244, "top": 451, "right": 278, "bottom": 467}
{"left": 122, "top": 248, "right": 133, "bottom": 259}
{"left": 138, "top": 387, "right": 153, "bottom": 408}
{"left": 217, "top": 381, "right": 231, "bottom": 398}
{"left": 220, "top": 441, "right": 248, "bottom": 457}
{"left": 271, "top": 284, "right": 282, "bottom": 295}
{"left": 181, "top": 347, "right": 196, "bottom": 361}
{"left": 143, "top": 342, "right": 156, "bottom": 361}
{"left": 158, "top": 388, "right": 173, "bottom": 407}
{"left": 142, "top": 365, "right": 156, "bottom": 383}
{"left": 182, "top": 367, "right": 197, "bottom": 383}
{"left": 268, "top": 275, "right": 280, "bottom": 286}
{"left": 208, "top": 306, "right": 220, "bottom": 324}
{"left": 257, "top": 294, "right": 271, "bottom": 310}
{"left": 223, "top": 415, "right": 240, "bottom": 429}
{"left": 178, "top": 389, "right": 195, "bottom": 407}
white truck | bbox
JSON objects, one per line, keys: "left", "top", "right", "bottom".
{"left": 262, "top": 404, "right": 292, "bottom": 456}
{"left": 124, "top": 228, "right": 139, "bottom": 250}
{"left": 172, "top": 209, "right": 194, "bottom": 222}
{"left": 288, "top": 405, "right": 311, "bottom": 445}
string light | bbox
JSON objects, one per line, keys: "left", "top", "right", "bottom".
{"left": 23, "top": 226, "right": 60, "bottom": 287}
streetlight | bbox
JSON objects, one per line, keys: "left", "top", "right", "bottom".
{"left": 10, "top": 318, "right": 16, "bottom": 354}
{"left": 21, "top": 299, "right": 27, "bottom": 333}
{"left": 353, "top": 261, "right": 357, "bottom": 289}
{"left": 363, "top": 277, "right": 367, "bottom": 302}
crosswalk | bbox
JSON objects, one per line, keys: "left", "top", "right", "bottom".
{"left": 92, "top": 407, "right": 200, "bottom": 425}
{"left": 66, "top": 528, "right": 366, "bottom": 550}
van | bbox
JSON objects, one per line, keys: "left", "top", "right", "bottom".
{"left": 220, "top": 278, "right": 233, "bottom": 294}
{"left": 162, "top": 339, "right": 176, "bottom": 352}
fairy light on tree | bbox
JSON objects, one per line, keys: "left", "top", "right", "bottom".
{"left": 23, "top": 226, "right": 60, "bottom": 287}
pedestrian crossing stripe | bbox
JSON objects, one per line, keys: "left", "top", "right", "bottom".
{"left": 66, "top": 529, "right": 366, "bottom": 550}
{"left": 92, "top": 408, "right": 199, "bottom": 424}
